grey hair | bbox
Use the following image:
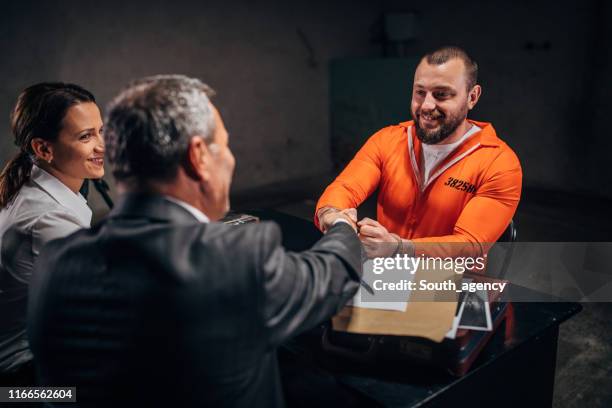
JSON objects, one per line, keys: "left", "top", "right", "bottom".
{"left": 105, "top": 74, "right": 216, "bottom": 182}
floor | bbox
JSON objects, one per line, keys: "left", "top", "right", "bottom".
{"left": 517, "top": 190, "right": 612, "bottom": 408}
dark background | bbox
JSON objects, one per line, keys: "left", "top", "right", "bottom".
{"left": 1, "top": 0, "right": 610, "bottom": 406}
{"left": 2, "top": 1, "right": 611, "bottom": 209}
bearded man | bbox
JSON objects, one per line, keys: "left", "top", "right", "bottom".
{"left": 315, "top": 46, "right": 522, "bottom": 259}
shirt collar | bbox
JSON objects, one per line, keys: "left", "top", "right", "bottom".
{"left": 421, "top": 124, "right": 481, "bottom": 152}
{"left": 163, "top": 196, "right": 210, "bottom": 223}
{"left": 30, "top": 165, "right": 92, "bottom": 226}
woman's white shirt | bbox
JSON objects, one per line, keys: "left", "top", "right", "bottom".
{"left": 0, "top": 165, "right": 91, "bottom": 372}
{"left": 0, "top": 165, "right": 91, "bottom": 279}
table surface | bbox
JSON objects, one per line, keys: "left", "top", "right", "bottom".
{"left": 250, "top": 209, "right": 583, "bottom": 407}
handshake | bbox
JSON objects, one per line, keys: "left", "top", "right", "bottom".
{"left": 317, "top": 207, "right": 414, "bottom": 258}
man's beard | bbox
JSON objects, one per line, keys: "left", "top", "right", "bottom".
{"left": 413, "top": 106, "right": 468, "bottom": 144}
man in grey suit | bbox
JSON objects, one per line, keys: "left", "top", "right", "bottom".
{"left": 27, "top": 75, "right": 362, "bottom": 407}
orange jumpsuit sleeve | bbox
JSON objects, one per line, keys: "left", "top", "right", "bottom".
{"left": 412, "top": 149, "right": 522, "bottom": 258}
{"left": 314, "top": 129, "right": 388, "bottom": 229}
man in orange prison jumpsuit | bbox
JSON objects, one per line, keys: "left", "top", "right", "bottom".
{"left": 315, "top": 46, "right": 522, "bottom": 260}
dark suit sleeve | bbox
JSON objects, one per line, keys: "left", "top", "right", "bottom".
{"left": 255, "top": 221, "right": 362, "bottom": 349}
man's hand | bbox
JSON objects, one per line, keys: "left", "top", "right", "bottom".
{"left": 357, "top": 217, "right": 400, "bottom": 258}
{"left": 341, "top": 208, "right": 358, "bottom": 224}
{"left": 318, "top": 207, "right": 358, "bottom": 233}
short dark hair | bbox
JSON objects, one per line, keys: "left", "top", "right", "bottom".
{"left": 0, "top": 82, "right": 95, "bottom": 208}
{"left": 105, "top": 75, "right": 216, "bottom": 183}
{"left": 422, "top": 46, "right": 478, "bottom": 90}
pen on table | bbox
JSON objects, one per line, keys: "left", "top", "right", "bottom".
{"left": 360, "top": 279, "right": 375, "bottom": 295}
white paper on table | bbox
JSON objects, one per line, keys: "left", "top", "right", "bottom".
{"left": 344, "top": 258, "right": 418, "bottom": 312}
{"left": 445, "top": 316, "right": 460, "bottom": 339}
{"left": 445, "top": 295, "right": 467, "bottom": 339}
{"left": 346, "top": 290, "right": 408, "bottom": 312}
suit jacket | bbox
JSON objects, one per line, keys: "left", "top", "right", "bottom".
{"left": 27, "top": 194, "right": 362, "bottom": 407}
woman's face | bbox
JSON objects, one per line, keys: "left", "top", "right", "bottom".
{"left": 48, "top": 102, "right": 105, "bottom": 185}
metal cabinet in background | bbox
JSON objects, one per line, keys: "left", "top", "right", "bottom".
{"left": 329, "top": 57, "right": 419, "bottom": 170}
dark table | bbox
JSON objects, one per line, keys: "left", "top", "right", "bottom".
{"left": 249, "top": 209, "right": 582, "bottom": 408}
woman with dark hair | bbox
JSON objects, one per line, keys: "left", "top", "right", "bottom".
{"left": 0, "top": 82, "right": 104, "bottom": 385}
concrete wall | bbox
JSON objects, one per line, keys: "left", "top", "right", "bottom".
{"left": 0, "top": 0, "right": 610, "bottom": 211}
{"left": 0, "top": 0, "right": 380, "bottom": 214}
